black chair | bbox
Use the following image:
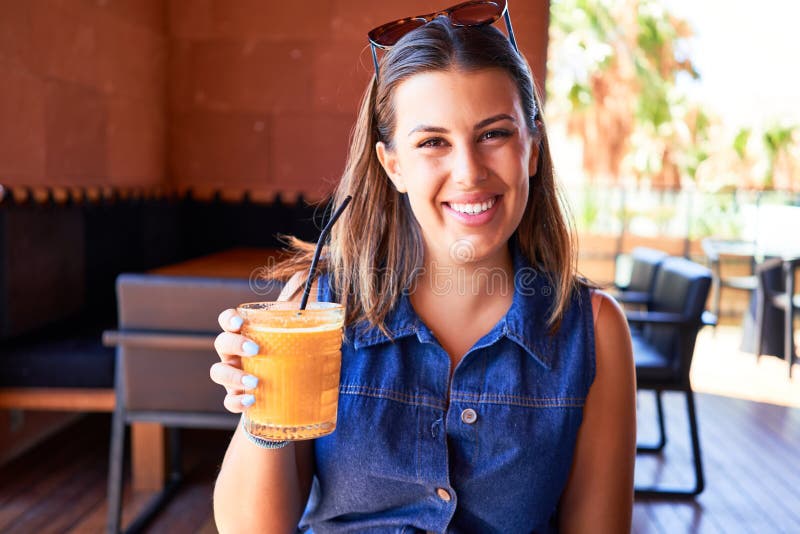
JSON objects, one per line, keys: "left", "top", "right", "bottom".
{"left": 615, "top": 247, "right": 669, "bottom": 308}
{"left": 755, "top": 257, "right": 800, "bottom": 378}
{"left": 628, "top": 256, "right": 716, "bottom": 498}
{"left": 105, "top": 274, "right": 282, "bottom": 533}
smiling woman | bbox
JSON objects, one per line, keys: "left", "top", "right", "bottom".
{"left": 210, "top": 5, "right": 636, "bottom": 533}
{"left": 376, "top": 69, "right": 536, "bottom": 271}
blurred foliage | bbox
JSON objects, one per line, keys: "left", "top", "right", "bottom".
{"left": 725, "top": 123, "right": 799, "bottom": 190}
{"left": 579, "top": 189, "right": 601, "bottom": 230}
{"left": 762, "top": 124, "right": 796, "bottom": 188}
{"left": 549, "top": 0, "right": 800, "bottom": 240}
{"left": 690, "top": 191, "right": 744, "bottom": 240}
{"left": 733, "top": 128, "right": 751, "bottom": 160}
{"left": 549, "top": 0, "right": 704, "bottom": 189}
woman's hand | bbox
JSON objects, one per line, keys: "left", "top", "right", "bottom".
{"left": 210, "top": 272, "right": 308, "bottom": 413}
{"left": 210, "top": 308, "right": 261, "bottom": 413}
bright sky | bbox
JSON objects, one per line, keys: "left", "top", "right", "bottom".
{"left": 665, "top": 0, "right": 800, "bottom": 129}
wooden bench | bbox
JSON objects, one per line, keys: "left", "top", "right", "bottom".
{"left": 0, "top": 186, "right": 189, "bottom": 464}
{"left": 0, "top": 183, "right": 306, "bottom": 472}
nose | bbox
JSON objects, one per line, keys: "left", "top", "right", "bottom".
{"left": 451, "top": 144, "right": 487, "bottom": 186}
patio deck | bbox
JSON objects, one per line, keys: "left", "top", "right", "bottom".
{"left": 0, "top": 326, "right": 798, "bottom": 533}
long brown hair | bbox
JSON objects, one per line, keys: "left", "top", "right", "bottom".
{"left": 271, "top": 19, "right": 580, "bottom": 335}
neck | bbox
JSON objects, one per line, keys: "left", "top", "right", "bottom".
{"left": 414, "top": 243, "right": 515, "bottom": 302}
{"left": 408, "top": 242, "right": 517, "bottom": 364}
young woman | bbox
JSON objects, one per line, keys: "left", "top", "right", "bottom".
{"left": 211, "top": 3, "right": 636, "bottom": 532}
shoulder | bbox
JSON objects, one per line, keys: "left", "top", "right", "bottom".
{"left": 589, "top": 289, "right": 625, "bottom": 329}
{"left": 588, "top": 288, "right": 633, "bottom": 379}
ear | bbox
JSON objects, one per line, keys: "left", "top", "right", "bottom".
{"left": 376, "top": 141, "right": 406, "bottom": 193}
{"left": 528, "top": 120, "right": 544, "bottom": 176}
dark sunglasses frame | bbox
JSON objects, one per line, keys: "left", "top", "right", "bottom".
{"left": 367, "top": 0, "right": 518, "bottom": 80}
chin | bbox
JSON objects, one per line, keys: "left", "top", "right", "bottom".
{"left": 445, "top": 236, "right": 510, "bottom": 265}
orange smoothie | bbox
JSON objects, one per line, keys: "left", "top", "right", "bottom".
{"left": 239, "top": 302, "right": 344, "bottom": 440}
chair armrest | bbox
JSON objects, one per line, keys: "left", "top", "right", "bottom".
{"left": 625, "top": 311, "right": 688, "bottom": 326}
{"left": 616, "top": 290, "right": 650, "bottom": 305}
{"left": 102, "top": 330, "right": 216, "bottom": 350}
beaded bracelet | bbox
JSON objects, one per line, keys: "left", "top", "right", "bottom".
{"left": 241, "top": 417, "right": 289, "bottom": 449}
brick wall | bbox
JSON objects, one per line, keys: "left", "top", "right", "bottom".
{"left": 0, "top": 1, "right": 549, "bottom": 196}
{"left": 0, "top": 0, "right": 167, "bottom": 188}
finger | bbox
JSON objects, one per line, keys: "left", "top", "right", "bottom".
{"left": 218, "top": 309, "right": 244, "bottom": 332}
{"left": 214, "top": 332, "right": 260, "bottom": 358}
{"left": 223, "top": 392, "right": 256, "bottom": 414}
{"left": 225, "top": 385, "right": 243, "bottom": 397}
{"left": 220, "top": 354, "right": 243, "bottom": 368}
{"left": 210, "top": 362, "right": 260, "bottom": 391}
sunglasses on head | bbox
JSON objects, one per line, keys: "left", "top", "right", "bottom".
{"left": 367, "top": 0, "right": 518, "bottom": 80}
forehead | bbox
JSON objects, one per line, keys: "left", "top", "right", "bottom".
{"left": 391, "top": 68, "right": 523, "bottom": 128}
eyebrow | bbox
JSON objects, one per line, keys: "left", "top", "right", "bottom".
{"left": 407, "top": 113, "right": 517, "bottom": 136}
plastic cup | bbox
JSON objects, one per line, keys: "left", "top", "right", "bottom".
{"left": 238, "top": 301, "right": 344, "bottom": 441}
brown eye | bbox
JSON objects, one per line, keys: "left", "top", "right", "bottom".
{"left": 480, "top": 129, "right": 512, "bottom": 141}
{"left": 419, "top": 137, "right": 447, "bottom": 148}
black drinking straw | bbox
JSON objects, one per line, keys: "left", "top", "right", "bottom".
{"left": 299, "top": 195, "right": 353, "bottom": 310}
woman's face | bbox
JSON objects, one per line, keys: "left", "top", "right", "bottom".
{"left": 376, "top": 68, "right": 539, "bottom": 267}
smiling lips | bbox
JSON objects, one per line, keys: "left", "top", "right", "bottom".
{"left": 448, "top": 196, "right": 497, "bottom": 215}
{"left": 443, "top": 195, "right": 500, "bottom": 226}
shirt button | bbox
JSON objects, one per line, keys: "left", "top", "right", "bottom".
{"left": 436, "top": 487, "right": 451, "bottom": 502}
{"left": 461, "top": 408, "right": 478, "bottom": 424}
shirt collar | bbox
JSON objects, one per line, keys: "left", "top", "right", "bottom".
{"left": 351, "top": 243, "right": 555, "bottom": 370}
{"left": 351, "top": 291, "right": 421, "bottom": 349}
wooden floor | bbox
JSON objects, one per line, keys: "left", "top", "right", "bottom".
{"left": 0, "top": 414, "right": 225, "bottom": 533}
{"left": 632, "top": 391, "right": 800, "bottom": 533}
{"left": 1, "top": 388, "right": 798, "bottom": 533}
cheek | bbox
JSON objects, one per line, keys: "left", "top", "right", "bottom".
{"left": 519, "top": 171, "right": 530, "bottom": 192}
{"left": 411, "top": 155, "right": 445, "bottom": 176}
{"left": 504, "top": 152, "right": 530, "bottom": 193}
{"left": 399, "top": 174, "right": 436, "bottom": 221}
{"left": 403, "top": 160, "right": 445, "bottom": 199}
{"left": 511, "top": 176, "right": 530, "bottom": 218}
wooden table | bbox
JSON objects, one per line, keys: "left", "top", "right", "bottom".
{"left": 132, "top": 247, "right": 282, "bottom": 492}
{"left": 149, "top": 247, "right": 285, "bottom": 279}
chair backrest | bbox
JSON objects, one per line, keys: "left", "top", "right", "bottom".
{"left": 627, "top": 247, "right": 670, "bottom": 294}
{"left": 644, "top": 257, "right": 712, "bottom": 375}
{"left": 755, "top": 257, "right": 787, "bottom": 358}
{"left": 117, "top": 273, "right": 280, "bottom": 331}
{"left": 115, "top": 274, "right": 282, "bottom": 413}
{"left": 757, "top": 257, "right": 785, "bottom": 295}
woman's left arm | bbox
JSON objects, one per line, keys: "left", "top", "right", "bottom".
{"left": 558, "top": 290, "right": 636, "bottom": 533}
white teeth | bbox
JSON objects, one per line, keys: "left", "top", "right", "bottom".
{"left": 450, "top": 197, "right": 495, "bottom": 215}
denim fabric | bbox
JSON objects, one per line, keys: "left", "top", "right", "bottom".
{"left": 300, "top": 247, "right": 596, "bottom": 533}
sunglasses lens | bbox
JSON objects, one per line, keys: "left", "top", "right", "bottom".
{"left": 449, "top": 2, "right": 502, "bottom": 25}
{"left": 369, "top": 19, "right": 427, "bottom": 47}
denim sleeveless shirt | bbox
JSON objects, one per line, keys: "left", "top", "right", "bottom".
{"left": 300, "top": 247, "right": 596, "bottom": 533}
